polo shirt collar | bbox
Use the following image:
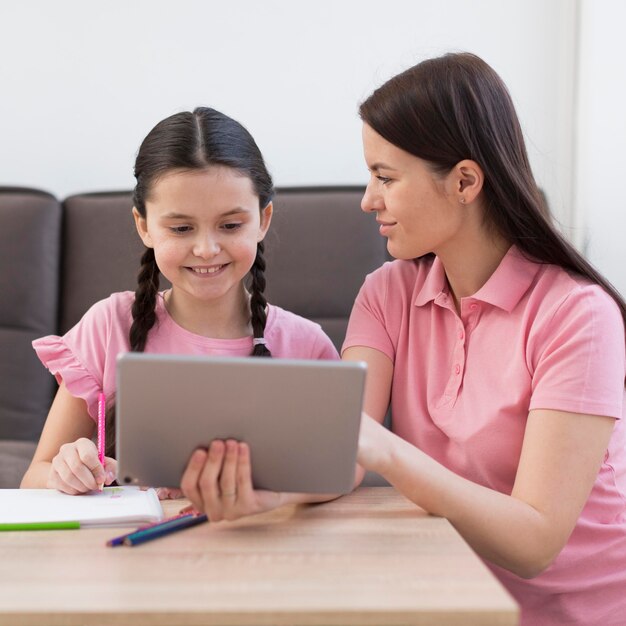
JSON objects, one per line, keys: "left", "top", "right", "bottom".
{"left": 414, "top": 246, "right": 541, "bottom": 312}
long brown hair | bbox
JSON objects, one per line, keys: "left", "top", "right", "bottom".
{"left": 359, "top": 52, "right": 626, "bottom": 332}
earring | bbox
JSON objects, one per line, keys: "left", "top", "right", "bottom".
{"left": 459, "top": 197, "right": 466, "bottom": 204}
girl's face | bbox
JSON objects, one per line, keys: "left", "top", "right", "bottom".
{"left": 133, "top": 166, "right": 272, "bottom": 309}
{"left": 361, "top": 123, "right": 466, "bottom": 260}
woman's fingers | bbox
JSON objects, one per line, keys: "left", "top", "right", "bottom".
{"left": 180, "top": 448, "right": 209, "bottom": 513}
{"left": 219, "top": 440, "right": 240, "bottom": 519}
{"left": 235, "top": 442, "right": 256, "bottom": 502}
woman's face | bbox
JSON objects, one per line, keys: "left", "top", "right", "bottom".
{"left": 361, "top": 123, "right": 465, "bottom": 260}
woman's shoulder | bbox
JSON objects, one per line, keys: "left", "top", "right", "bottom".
{"left": 528, "top": 264, "right": 625, "bottom": 342}
{"left": 535, "top": 264, "right": 620, "bottom": 313}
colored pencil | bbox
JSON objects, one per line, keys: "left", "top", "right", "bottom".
{"left": 106, "top": 512, "right": 194, "bottom": 547}
{"left": 123, "top": 514, "right": 208, "bottom": 546}
{"left": 97, "top": 392, "right": 106, "bottom": 466}
{"left": 0, "top": 521, "right": 81, "bottom": 531}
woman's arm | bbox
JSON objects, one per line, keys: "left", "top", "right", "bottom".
{"left": 343, "top": 346, "right": 615, "bottom": 579}
{"left": 343, "top": 346, "right": 394, "bottom": 487}
{"left": 20, "top": 381, "right": 116, "bottom": 492}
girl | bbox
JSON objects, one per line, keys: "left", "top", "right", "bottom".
{"left": 21, "top": 107, "right": 339, "bottom": 518}
{"left": 342, "top": 52, "right": 626, "bottom": 625}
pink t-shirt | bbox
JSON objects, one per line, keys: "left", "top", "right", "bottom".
{"left": 33, "top": 291, "right": 339, "bottom": 421}
{"left": 343, "top": 247, "right": 626, "bottom": 626}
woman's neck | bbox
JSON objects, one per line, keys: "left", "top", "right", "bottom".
{"left": 437, "top": 231, "right": 510, "bottom": 314}
{"left": 164, "top": 286, "right": 252, "bottom": 339}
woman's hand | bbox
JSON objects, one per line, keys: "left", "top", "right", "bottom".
{"left": 47, "top": 437, "right": 117, "bottom": 494}
{"left": 180, "top": 439, "right": 283, "bottom": 522}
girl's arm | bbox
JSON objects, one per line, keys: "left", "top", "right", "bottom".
{"left": 343, "top": 345, "right": 615, "bottom": 579}
{"left": 20, "top": 381, "right": 116, "bottom": 492}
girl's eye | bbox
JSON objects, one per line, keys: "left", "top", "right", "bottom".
{"left": 376, "top": 175, "right": 392, "bottom": 185}
{"left": 169, "top": 226, "right": 192, "bottom": 234}
{"left": 221, "top": 223, "right": 242, "bottom": 231}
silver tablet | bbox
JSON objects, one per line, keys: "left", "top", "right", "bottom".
{"left": 115, "top": 353, "right": 366, "bottom": 494}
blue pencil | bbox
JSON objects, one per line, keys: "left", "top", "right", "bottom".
{"left": 123, "top": 514, "right": 208, "bottom": 546}
{"left": 106, "top": 512, "right": 195, "bottom": 547}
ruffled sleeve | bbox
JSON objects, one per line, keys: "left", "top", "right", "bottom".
{"left": 32, "top": 335, "right": 102, "bottom": 420}
{"left": 32, "top": 293, "right": 133, "bottom": 421}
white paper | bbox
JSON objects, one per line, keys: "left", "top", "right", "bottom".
{"left": 0, "top": 486, "right": 164, "bottom": 526}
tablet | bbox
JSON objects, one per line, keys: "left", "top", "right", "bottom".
{"left": 115, "top": 353, "right": 366, "bottom": 494}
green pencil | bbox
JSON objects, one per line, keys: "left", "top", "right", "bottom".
{"left": 0, "top": 521, "right": 81, "bottom": 531}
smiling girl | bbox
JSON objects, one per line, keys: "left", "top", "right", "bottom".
{"left": 22, "top": 107, "right": 339, "bottom": 520}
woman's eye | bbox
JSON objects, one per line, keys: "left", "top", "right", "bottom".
{"left": 221, "top": 223, "right": 242, "bottom": 231}
{"left": 376, "top": 175, "right": 392, "bottom": 185}
{"left": 169, "top": 226, "right": 192, "bottom": 234}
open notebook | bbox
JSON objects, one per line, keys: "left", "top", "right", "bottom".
{"left": 0, "top": 486, "right": 164, "bottom": 527}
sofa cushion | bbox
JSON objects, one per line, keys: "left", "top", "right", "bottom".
{"left": 0, "top": 440, "right": 38, "bottom": 488}
{"left": 0, "top": 188, "right": 61, "bottom": 441}
{"left": 264, "top": 187, "right": 388, "bottom": 349}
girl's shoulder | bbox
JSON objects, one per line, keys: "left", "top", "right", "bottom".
{"left": 265, "top": 304, "right": 325, "bottom": 336}
{"left": 264, "top": 304, "right": 339, "bottom": 360}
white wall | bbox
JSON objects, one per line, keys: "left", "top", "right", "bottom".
{"left": 6, "top": 0, "right": 621, "bottom": 296}
{"left": 574, "top": 0, "right": 626, "bottom": 297}
{"left": 1, "top": 1, "right": 574, "bottom": 206}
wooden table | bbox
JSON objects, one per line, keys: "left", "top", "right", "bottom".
{"left": 0, "top": 487, "right": 518, "bottom": 625}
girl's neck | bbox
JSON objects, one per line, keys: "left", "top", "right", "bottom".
{"left": 164, "top": 286, "right": 252, "bottom": 339}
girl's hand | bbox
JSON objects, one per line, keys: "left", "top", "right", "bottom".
{"left": 47, "top": 437, "right": 117, "bottom": 494}
{"left": 155, "top": 487, "right": 185, "bottom": 500}
{"left": 180, "top": 439, "right": 283, "bottom": 522}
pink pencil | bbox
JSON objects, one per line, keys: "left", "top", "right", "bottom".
{"left": 97, "top": 392, "right": 106, "bottom": 466}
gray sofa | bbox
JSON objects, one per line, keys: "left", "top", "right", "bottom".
{"left": 0, "top": 186, "right": 389, "bottom": 489}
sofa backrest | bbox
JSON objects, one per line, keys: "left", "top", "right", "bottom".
{"left": 0, "top": 188, "right": 62, "bottom": 441}
{"left": 1, "top": 186, "right": 387, "bottom": 444}
{"left": 59, "top": 187, "right": 387, "bottom": 349}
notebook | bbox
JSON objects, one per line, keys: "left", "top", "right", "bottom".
{"left": 116, "top": 353, "right": 366, "bottom": 494}
{"left": 0, "top": 486, "right": 164, "bottom": 527}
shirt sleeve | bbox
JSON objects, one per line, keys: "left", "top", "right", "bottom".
{"left": 32, "top": 297, "right": 115, "bottom": 420}
{"left": 342, "top": 265, "right": 396, "bottom": 361}
{"left": 529, "top": 284, "right": 625, "bottom": 419}
{"left": 311, "top": 331, "right": 340, "bottom": 361}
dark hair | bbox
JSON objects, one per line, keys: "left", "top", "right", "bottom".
{"left": 105, "top": 107, "right": 274, "bottom": 457}
{"left": 131, "top": 106, "right": 274, "bottom": 357}
{"left": 359, "top": 52, "right": 626, "bottom": 333}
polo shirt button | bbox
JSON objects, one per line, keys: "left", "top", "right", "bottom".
{"left": 454, "top": 364, "right": 461, "bottom": 375}
{"left": 470, "top": 303, "right": 478, "bottom": 311}
{"left": 458, "top": 330, "right": 464, "bottom": 340}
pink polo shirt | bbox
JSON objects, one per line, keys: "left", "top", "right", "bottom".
{"left": 343, "top": 246, "right": 626, "bottom": 626}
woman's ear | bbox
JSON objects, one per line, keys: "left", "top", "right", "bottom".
{"left": 451, "top": 159, "right": 484, "bottom": 205}
{"left": 257, "top": 201, "right": 273, "bottom": 242}
{"left": 132, "top": 207, "right": 153, "bottom": 248}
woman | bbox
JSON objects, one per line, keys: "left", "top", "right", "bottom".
{"left": 343, "top": 52, "right": 626, "bottom": 625}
